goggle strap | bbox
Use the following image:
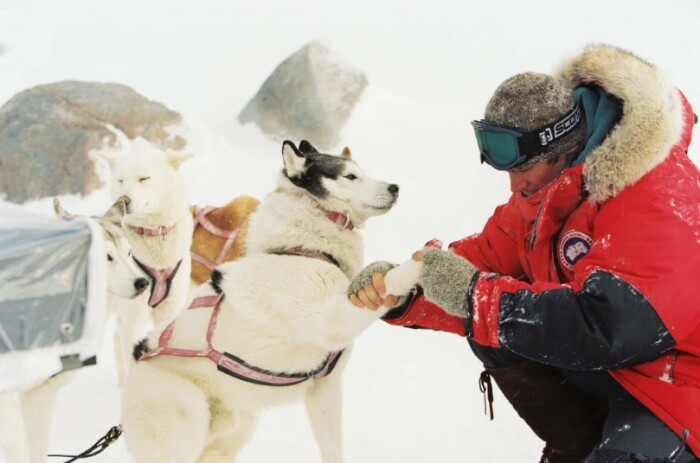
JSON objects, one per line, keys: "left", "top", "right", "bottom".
{"left": 518, "top": 103, "right": 582, "bottom": 156}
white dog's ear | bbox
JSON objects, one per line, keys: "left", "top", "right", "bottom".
{"left": 164, "top": 149, "right": 193, "bottom": 170}
{"left": 282, "top": 140, "right": 307, "bottom": 178}
{"left": 93, "top": 150, "right": 118, "bottom": 169}
{"left": 53, "top": 198, "right": 75, "bottom": 219}
{"left": 101, "top": 197, "right": 128, "bottom": 228}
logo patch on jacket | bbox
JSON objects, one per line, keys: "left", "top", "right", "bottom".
{"left": 559, "top": 230, "right": 593, "bottom": 271}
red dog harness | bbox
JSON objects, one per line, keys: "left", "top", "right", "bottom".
{"left": 133, "top": 258, "right": 182, "bottom": 308}
{"left": 130, "top": 223, "right": 176, "bottom": 237}
{"left": 191, "top": 206, "right": 240, "bottom": 272}
{"left": 138, "top": 293, "right": 344, "bottom": 386}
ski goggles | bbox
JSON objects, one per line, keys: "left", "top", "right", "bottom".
{"left": 472, "top": 103, "right": 582, "bottom": 171}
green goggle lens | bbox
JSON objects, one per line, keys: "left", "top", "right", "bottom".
{"left": 472, "top": 121, "right": 525, "bottom": 170}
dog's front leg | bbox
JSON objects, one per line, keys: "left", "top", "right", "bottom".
{"left": 0, "top": 391, "right": 30, "bottom": 463}
{"left": 20, "top": 373, "right": 72, "bottom": 463}
{"left": 305, "top": 353, "right": 350, "bottom": 463}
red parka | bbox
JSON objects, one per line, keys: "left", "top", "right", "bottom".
{"left": 385, "top": 45, "right": 700, "bottom": 454}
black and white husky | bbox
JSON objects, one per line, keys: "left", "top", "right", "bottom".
{"left": 120, "top": 140, "right": 413, "bottom": 463}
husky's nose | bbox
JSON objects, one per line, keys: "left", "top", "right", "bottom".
{"left": 388, "top": 184, "right": 399, "bottom": 195}
{"left": 134, "top": 278, "right": 149, "bottom": 294}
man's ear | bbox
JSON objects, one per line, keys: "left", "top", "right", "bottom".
{"left": 164, "top": 149, "right": 193, "bottom": 170}
{"left": 282, "top": 140, "right": 307, "bottom": 178}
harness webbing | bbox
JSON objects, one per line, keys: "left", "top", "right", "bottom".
{"left": 138, "top": 294, "right": 344, "bottom": 386}
{"left": 191, "top": 206, "right": 240, "bottom": 272}
{"left": 133, "top": 258, "right": 182, "bottom": 308}
{"left": 271, "top": 246, "right": 340, "bottom": 268}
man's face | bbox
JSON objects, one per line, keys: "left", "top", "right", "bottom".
{"left": 507, "top": 154, "right": 567, "bottom": 197}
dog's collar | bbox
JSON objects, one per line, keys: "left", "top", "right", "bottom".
{"left": 130, "top": 224, "right": 176, "bottom": 237}
{"left": 277, "top": 189, "right": 354, "bottom": 231}
{"left": 323, "top": 209, "right": 354, "bottom": 230}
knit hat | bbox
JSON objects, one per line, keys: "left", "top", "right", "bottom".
{"left": 484, "top": 72, "right": 586, "bottom": 166}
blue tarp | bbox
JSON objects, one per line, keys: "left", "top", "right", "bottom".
{"left": 0, "top": 202, "right": 106, "bottom": 391}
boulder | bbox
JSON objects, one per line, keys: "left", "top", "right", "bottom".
{"left": 0, "top": 81, "right": 184, "bottom": 203}
{"left": 239, "top": 40, "right": 368, "bottom": 150}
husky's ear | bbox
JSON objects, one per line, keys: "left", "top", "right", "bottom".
{"left": 93, "top": 150, "right": 118, "bottom": 169}
{"left": 282, "top": 140, "right": 307, "bottom": 178}
{"left": 53, "top": 198, "right": 75, "bottom": 219}
{"left": 298, "top": 140, "right": 319, "bottom": 154}
{"left": 164, "top": 149, "right": 193, "bottom": 170}
{"left": 341, "top": 146, "right": 352, "bottom": 159}
{"left": 101, "top": 197, "right": 128, "bottom": 228}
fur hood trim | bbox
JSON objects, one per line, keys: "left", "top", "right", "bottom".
{"left": 555, "top": 44, "right": 689, "bottom": 203}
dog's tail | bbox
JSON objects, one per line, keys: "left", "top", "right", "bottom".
{"left": 121, "top": 362, "right": 210, "bottom": 463}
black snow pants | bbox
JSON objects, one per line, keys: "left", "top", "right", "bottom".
{"left": 469, "top": 341, "right": 698, "bottom": 462}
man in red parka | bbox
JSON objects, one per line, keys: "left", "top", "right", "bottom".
{"left": 349, "top": 44, "right": 700, "bottom": 462}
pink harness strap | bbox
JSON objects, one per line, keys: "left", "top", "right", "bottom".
{"left": 324, "top": 210, "right": 354, "bottom": 230}
{"left": 130, "top": 224, "right": 176, "bottom": 237}
{"left": 138, "top": 294, "right": 343, "bottom": 386}
{"left": 133, "top": 258, "right": 183, "bottom": 308}
{"left": 191, "top": 206, "right": 240, "bottom": 272}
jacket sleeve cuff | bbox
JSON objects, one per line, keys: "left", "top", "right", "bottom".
{"left": 382, "top": 286, "right": 421, "bottom": 321}
{"left": 382, "top": 286, "right": 467, "bottom": 336}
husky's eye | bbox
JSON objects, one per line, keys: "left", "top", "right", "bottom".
{"left": 107, "top": 254, "right": 114, "bottom": 262}
{"left": 344, "top": 174, "right": 358, "bottom": 181}
{"left": 138, "top": 176, "right": 151, "bottom": 183}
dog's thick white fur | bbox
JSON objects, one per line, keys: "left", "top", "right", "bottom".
{"left": 0, "top": 199, "right": 149, "bottom": 463}
{"left": 97, "top": 143, "right": 194, "bottom": 329}
{"left": 121, "top": 140, "right": 405, "bottom": 463}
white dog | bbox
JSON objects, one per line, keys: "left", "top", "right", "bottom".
{"left": 0, "top": 199, "right": 148, "bottom": 463}
{"left": 120, "top": 140, "right": 416, "bottom": 463}
{"left": 54, "top": 198, "right": 150, "bottom": 385}
{"left": 97, "top": 144, "right": 193, "bottom": 329}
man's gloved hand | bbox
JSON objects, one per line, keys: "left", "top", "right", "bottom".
{"left": 418, "top": 248, "right": 478, "bottom": 317}
{"left": 347, "top": 261, "right": 397, "bottom": 309}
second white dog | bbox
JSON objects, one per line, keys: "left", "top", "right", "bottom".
{"left": 98, "top": 143, "right": 194, "bottom": 327}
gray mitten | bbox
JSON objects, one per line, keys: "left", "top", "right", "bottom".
{"left": 418, "top": 248, "right": 477, "bottom": 317}
{"left": 347, "top": 261, "right": 396, "bottom": 297}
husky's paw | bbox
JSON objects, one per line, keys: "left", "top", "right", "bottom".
{"left": 347, "top": 261, "right": 396, "bottom": 297}
{"left": 384, "top": 258, "right": 422, "bottom": 296}
{"left": 419, "top": 248, "right": 478, "bottom": 317}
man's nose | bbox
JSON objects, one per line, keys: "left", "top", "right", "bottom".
{"left": 508, "top": 172, "right": 527, "bottom": 194}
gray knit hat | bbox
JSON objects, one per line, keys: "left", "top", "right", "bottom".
{"left": 484, "top": 72, "right": 586, "bottom": 166}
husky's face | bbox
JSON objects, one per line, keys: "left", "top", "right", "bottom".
{"left": 54, "top": 198, "right": 149, "bottom": 299}
{"left": 100, "top": 219, "right": 149, "bottom": 299}
{"left": 281, "top": 140, "right": 399, "bottom": 224}
{"left": 97, "top": 147, "right": 192, "bottom": 215}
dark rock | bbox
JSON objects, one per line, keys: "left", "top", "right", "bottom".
{"left": 239, "top": 40, "right": 368, "bottom": 150}
{"left": 0, "top": 81, "right": 183, "bottom": 203}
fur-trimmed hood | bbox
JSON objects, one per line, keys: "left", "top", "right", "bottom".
{"left": 555, "top": 44, "right": 693, "bottom": 203}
